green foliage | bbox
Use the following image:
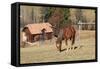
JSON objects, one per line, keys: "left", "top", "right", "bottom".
{"left": 44, "top": 7, "right": 56, "bottom": 22}
{"left": 44, "top": 7, "right": 70, "bottom": 28}
{"left": 59, "top": 8, "right": 70, "bottom": 28}
{"left": 75, "top": 9, "right": 83, "bottom": 23}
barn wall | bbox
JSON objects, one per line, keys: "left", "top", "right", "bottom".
{"left": 29, "top": 32, "right": 53, "bottom": 42}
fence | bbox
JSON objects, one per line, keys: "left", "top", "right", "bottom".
{"left": 75, "top": 21, "right": 95, "bottom": 46}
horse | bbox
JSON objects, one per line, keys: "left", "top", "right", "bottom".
{"left": 55, "top": 25, "right": 76, "bottom": 52}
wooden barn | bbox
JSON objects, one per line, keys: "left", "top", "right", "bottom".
{"left": 22, "top": 23, "right": 53, "bottom": 43}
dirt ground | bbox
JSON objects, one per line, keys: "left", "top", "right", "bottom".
{"left": 20, "top": 30, "right": 96, "bottom": 64}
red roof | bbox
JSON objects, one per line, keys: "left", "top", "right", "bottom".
{"left": 25, "top": 23, "right": 53, "bottom": 34}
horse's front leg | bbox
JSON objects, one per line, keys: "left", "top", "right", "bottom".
{"left": 56, "top": 41, "right": 62, "bottom": 52}
{"left": 59, "top": 41, "right": 62, "bottom": 52}
{"left": 56, "top": 42, "right": 59, "bottom": 51}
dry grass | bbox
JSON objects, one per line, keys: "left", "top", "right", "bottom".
{"left": 20, "top": 30, "right": 96, "bottom": 64}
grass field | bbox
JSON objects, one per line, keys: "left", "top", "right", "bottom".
{"left": 20, "top": 30, "right": 96, "bottom": 64}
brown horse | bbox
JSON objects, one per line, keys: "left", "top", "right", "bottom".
{"left": 56, "top": 25, "right": 76, "bottom": 52}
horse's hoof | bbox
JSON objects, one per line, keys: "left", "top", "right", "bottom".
{"left": 59, "top": 49, "right": 62, "bottom": 52}
{"left": 71, "top": 47, "right": 73, "bottom": 50}
{"left": 74, "top": 46, "right": 77, "bottom": 49}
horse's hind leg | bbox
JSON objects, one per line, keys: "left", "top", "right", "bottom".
{"left": 65, "top": 39, "right": 70, "bottom": 51}
{"left": 72, "top": 35, "right": 75, "bottom": 45}
{"left": 70, "top": 37, "right": 71, "bottom": 40}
